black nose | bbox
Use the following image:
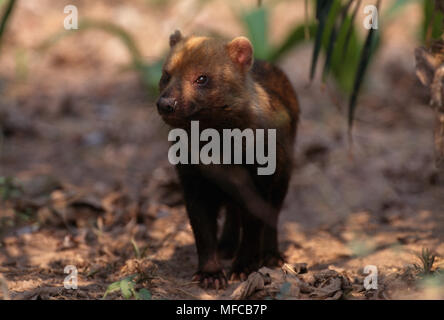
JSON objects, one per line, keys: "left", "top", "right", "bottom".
{"left": 156, "top": 97, "right": 176, "bottom": 115}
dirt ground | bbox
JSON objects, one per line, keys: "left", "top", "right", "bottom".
{"left": 0, "top": 0, "right": 443, "bottom": 300}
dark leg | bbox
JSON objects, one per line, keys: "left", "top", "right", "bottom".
{"left": 177, "top": 166, "right": 226, "bottom": 289}
{"left": 260, "top": 161, "right": 291, "bottom": 267}
{"left": 218, "top": 203, "right": 241, "bottom": 259}
{"left": 196, "top": 165, "right": 276, "bottom": 280}
{"left": 230, "top": 212, "right": 264, "bottom": 281}
{"left": 262, "top": 210, "right": 285, "bottom": 267}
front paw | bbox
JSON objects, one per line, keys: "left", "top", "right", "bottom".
{"left": 192, "top": 270, "right": 228, "bottom": 290}
{"left": 262, "top": 251, "right": 285, "bottom": 267}
{"left": 229, "top": 257, "right": 260, "bottom": 281}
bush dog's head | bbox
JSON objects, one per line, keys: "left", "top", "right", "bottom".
{"left": 156, "top": 30, "right": 254, "bottom": 128}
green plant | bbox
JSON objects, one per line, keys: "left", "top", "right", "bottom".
{"left": 414, "top": 248, "right": 437, "bottom": 275}
{"left": 348, "top": 0, "right": 380, "bottom": 127}
{"left": 240, "top": 0, "right": 374, "bottom": 128}
{"left": 38, "top": 0, "right": 443, "bottom": 128}
{"left": 243, "top": 7, "right": 270, "bottom": 60}
{"left": 0, "top": 0, "right": 16, "bottom": 50}
{"left": 39, "top": 19, "right": 163, "bottom": 95}
{"left": 244, "top": 0, "right": 442, "bottom": 128}
{"left": 103, "top": 274, "right": 152, "bottom": 300}
{"left": 0, "top": 176, "right": 22, "bottom": 201}
{"left": 423, "top": 0, "right": 444, "bottom": 43}
{"left": 131, "top": 238, "right": 149, "bottom": 259}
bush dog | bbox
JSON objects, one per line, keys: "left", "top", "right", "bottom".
{"left": 156, "top": 30, "right": 299, "bottom": 289}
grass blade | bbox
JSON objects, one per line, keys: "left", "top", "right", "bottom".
{"left": 38, "top": 19, "right": 165, "bottom": 94}
{"left": 348, "top": 0, "right": 380, "bottom": 129}
{"left": 423, "top": 0, "right": 444, "bottom": 44}
{"left": 131, "top": 237, "right": 141, "bottom": 259}
{"left": 310, "top": 0, "right": 334, "bottom": 81}
{"left": 243, "top": 7, "right": 269, "bottom": 60}
{"left": 39, "top": 19, "right": 143, "bottom": 68}
{"left": 342, "top": 0, "right": 361, "bottom": 61}
{"left": 304, "top": 0, "right": 310, "bottom": 40}
{"left": 0, "top": 0, "right": 16, "bottom": 49}
{"left": 322, "top": 0, "right": 354, "bottom": 81}
{"left": 269, "top": 24, "right": 316, "bottom": 62}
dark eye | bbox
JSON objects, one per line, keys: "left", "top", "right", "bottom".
{"left": 195, "top": 75, "right": 208, "bottom": 86}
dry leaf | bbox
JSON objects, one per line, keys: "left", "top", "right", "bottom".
{"left": 231, "top": 271, "right": 271, "bottom": 300}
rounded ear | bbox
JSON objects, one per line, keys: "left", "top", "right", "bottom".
{"left": 169, "top": 30, "right": 183, "bottom": 48}
{"left": 227, "top": 36, "right": 254, "bottom": 72}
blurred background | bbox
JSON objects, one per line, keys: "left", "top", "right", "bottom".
{"left": 0, "top": 0, "right": 443, "bottom": 300}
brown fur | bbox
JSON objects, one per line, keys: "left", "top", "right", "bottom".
{"left": 156, "top": 31, "right": 299, "bottom": 289}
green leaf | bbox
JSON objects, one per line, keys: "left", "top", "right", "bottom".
{"left": 305, "top": 0, "right": 363, "bottom": 92}
{"left": 131, "top": 287, "right": 139, "bottom": 300}
{"left": 422, "top": 0, "right": 444, "bottom": 42}
{"left": 268, "top": 24, "right": 316, "bottom": 62}
{"left": 243, "top": 7, "right": 269, "bottom": 60}
{"left": 103, "top": 274, "right": 138, "bottom": 299}
{"left": 0, "top": 176, "right": 22, "bottom": 200}
{"left": 139, "top": 59, "right": 163, "bottom": 95}
{"left": 137, "top": 288, "right": 152, "bottom": 300}
{"left": 348, "top": 1, "right": 381, "bottom": 129}
{"left": 103, "top": 281, "right": 121, "bottom": 299}
{"left": 342, "top": 0, "right": 361, "bottom": 62}
{"left": 304, "top": 0, "right": 310, "bottom": 40}
{"left": 322, "top": 0, "right": 354, "bottom": 81}
{"left": 120, "top": 278, "right": 134, "bottom": 299}
{"left": 310, "top": 0, "right": 335, "bottom": 80}
{"left": 326, "top": 12, "right": 362, "bottom": 93}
